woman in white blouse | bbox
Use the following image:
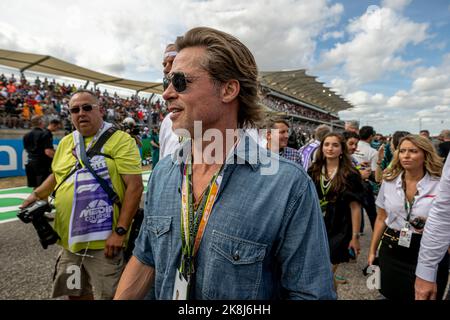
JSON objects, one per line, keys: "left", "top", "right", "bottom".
{"left": 368, "top": 135, "right": 448, "bottom": 300}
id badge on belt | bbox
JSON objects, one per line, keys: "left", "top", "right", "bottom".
{"left": 398, "top": 222, "right": 412, "bottom": 248}
{"left": 172, "top": 269, "right": 190, "bottom": 300}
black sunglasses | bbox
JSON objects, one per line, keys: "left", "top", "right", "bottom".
{"left": 163, "top": 72, "right": 198, "bottom": 93}
{"left": 69, "top": 104, "right": 95, "bottom": 114}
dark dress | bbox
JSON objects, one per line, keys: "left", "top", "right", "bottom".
{"left": 309, "top": 170, "right": 364, "bottom": 264}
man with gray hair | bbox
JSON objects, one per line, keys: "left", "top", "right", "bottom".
{"left": 438, "top": 129, "right": 450, "bottom": 162}
{"left": 21, "top": 90, "right": 143, "bottom": 300}
{"left": 299, "top": 124, "right": 332, "bottom": 170}
{"left": 345, "top": 120, "right": 359, "bottom": 133}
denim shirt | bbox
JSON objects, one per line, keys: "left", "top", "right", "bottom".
{"left": 134, "top": 132, "right": 336, "bottom": 300}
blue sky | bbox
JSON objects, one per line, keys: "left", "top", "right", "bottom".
{"left": 1, "top": 0, "right": 449, "bottom": 135}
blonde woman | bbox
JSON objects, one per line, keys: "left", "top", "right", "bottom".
{"left": 368, "top": 135, "right": 448, "bottom": 300}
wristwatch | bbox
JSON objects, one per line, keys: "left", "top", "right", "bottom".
{"left": 115, "top": 226, "right": 128, "bottom": 236}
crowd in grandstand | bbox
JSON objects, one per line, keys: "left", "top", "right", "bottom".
{"left": 262, "top": 94, "right": 339, "bottom": 122}
{"left": 0, "top": 73, "right": 165, "bottom": 133}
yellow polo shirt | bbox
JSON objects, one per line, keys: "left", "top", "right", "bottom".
{"left": 52, "top": 130, "right": 142, "bottom": 252}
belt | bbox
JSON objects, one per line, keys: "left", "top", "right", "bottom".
{"left": 382, "top": 227, "right": 400, "bottom": 242}
{"left": 381, "top": 227, "right": 422, "bottom": 245}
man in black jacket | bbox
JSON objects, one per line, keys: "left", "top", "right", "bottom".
{"left": 438, "top": 130, "right": 450, "bottom": 162}
{"left": 23, "top": 116, "right": 58, "bottom": 187}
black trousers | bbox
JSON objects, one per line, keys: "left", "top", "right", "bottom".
{"left": 25, "top": 161, "right": 51, "bottom": 188}
{"left": 361, "top": 181, "right": 377, "bottom": 231}
{"left": 379, "top": 228, "right": 449, "bottom": 300}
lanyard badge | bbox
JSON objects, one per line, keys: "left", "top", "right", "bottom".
{"left": 398, "top": 222, "right": 412, "bottom": 248}
{"left": 173, "top": 159, "right": 224, "bottom": 300}
{"left": 173, "top": 269, "right": 190, "bottom": 300}
{"left": 399, "top": 196, "right": 414, "bottom": 248}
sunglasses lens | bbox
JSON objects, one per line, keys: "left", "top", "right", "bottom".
{"left": 163, "top": 77, "right": 170, "bottom": 91}
{"left": 172, "top": 73, "right": 187, "bottom": 93}
{"left": 82, "top": 105, "right": 93, "bottom": 112}
{"left": 69, "top": 105, "right": 93, "bottom": 114}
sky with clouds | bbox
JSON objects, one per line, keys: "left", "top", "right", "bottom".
{"left": 1, "top": 0, "right": 449, "bottom": 135}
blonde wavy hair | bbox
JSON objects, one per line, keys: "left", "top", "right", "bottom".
{"left": 383, "top": 134, "right": 443, "bottom": 181}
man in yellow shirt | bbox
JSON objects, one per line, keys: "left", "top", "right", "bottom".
{"left": 21, "top": 89, "right": 143, "bottom": 300}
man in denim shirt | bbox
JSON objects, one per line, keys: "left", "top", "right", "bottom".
{"left": 115, "top": 27, "right": 335, "bottom": 300}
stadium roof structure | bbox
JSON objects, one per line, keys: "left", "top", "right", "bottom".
{"left": 259, "top": 70, "right": 353, "bottom": 114}
{"left": 0, "top": 49, "right": 352, "bottom": 114}
{"left": 0, "top": 49, "right": 164, "bottom": 94}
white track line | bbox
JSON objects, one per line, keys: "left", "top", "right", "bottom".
{"left": 0, "top": 217, "right": 18, "bottom": 224}
{"left": 0, "top": 171, "right": 152, "bottom": 224}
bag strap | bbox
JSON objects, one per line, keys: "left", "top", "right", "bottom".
{"left": 50, "top": 165, "right": 80, "bottom": 199}
{"left": 79, "top": 128, "right": 121, "bottom": 209}
{"left": 87, "top": 126, "right": 118, "bottom": 158}
{"left": 51, "top": 127, "right": 119, "bottom": 200}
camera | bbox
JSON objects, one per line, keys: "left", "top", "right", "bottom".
{"left": 17, "top": 200, "right": 60, "bottom": 249}
{"left": 410, "top": 217, "right": 426, "bottom": 230}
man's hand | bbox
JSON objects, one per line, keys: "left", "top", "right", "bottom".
{"left": 20, "top": 192, "right": 39, "bottom": 209}
{"left": 20, "top": 174, "right": 56, "bottom": 209}
{"left": 415, "top": 276, "right": 437, "bottom": 300}
{"left": 104, "top": 232, "right": 125, "bottom": 258}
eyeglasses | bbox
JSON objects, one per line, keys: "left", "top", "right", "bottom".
{"left": 163, "top": 72, "right": 198, "bottom": 93}
{"left": 69, "top": 104, "right": 96, "bottom": 114}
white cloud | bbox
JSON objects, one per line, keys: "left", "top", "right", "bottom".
{"left": 318, "top": 5, "right": 429, "bottom": 85}
{"left": 175, "top": 0, "right": 344, "bottom": 70}
{"left": 412, "top": 75, "right": 449, "bottom": 92}
{"left": 0, "top": 0, "right": 184, "bottom": 79}
{"left": 0, "top": 0, "right": 344, "bottom": 79}
{"left": 339, "top": 54, "right": 450, "bottom": 135}
{"left": 1, "top": 0, "right": 449, "bottom": 135}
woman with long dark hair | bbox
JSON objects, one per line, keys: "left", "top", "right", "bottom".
{"left": 368, "top": 135, "right": 448, "bottom": 300}
{"left": 308, "top": 132, "right": 364, "bottom": 290}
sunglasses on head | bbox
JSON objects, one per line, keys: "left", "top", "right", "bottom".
{"left": 69, "top": 104, "right": 95, "bottom": 114}
{"left": 163, "top": 72, "right": 198, "bottom": 93}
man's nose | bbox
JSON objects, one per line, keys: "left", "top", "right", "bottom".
{"left": 162, "top": 84, "right": 177, "bottom": 101}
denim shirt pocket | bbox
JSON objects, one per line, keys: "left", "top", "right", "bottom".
{"left": 202, "top": 230, "right": 267, "bottom": 300}
{"left": 147, "top": 216, "right": 172, "bottom": 277}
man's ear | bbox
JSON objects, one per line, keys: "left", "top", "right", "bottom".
{"left": 221, "top": 79, "right": 240, "bottom": 103}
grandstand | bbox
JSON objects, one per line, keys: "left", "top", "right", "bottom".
{"left": 0, "top": 48, "right": 352, "bottom": 135}
{"left": 259, "top": 70, "right": 351, "bottom": 129}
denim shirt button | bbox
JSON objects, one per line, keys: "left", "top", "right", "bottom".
{"left": 233, "top": 251, "right": 240, "bottom": 261}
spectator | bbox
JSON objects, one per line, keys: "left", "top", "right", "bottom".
{"left": 437, "top": 129, "right": 450, "bottom": 162}
{"left": 368, "top": 135, "right": 448, "bottom": 300}
{"left": 20, "top": 90, "right": 143, "bottom": 300}
{"left": 115, "top": 26, "right": 335, "bottom": 300}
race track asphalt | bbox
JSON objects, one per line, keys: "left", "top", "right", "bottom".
{"left": 0, "top": 214, "right": 384, "bottom": 300}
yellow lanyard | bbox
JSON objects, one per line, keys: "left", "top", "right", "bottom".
{"left": 180, "top": 160, "right": 224, "bottom": 277}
